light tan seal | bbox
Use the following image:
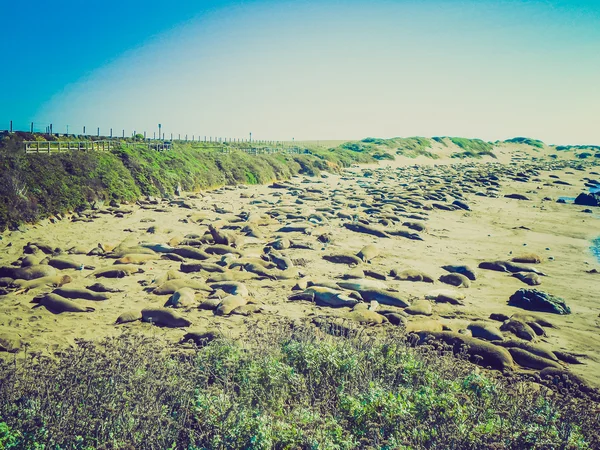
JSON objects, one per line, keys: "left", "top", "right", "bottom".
{"left": 31, "top": 293, "right": 95, "bottom": 313}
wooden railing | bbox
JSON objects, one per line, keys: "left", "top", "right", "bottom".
{"left": 24, "top": 140, "right": 116, "bottom": 154}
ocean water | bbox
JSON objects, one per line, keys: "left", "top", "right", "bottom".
{"left": 591, "top": 237, "right": 600, "bottom": 263}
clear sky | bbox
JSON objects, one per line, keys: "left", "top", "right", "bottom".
{"left": 1, "top": 0, "right": 599, "bottom": 144}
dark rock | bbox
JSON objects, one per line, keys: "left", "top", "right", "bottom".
{"left": 508, "top": 289, "right": 571, "bottom": 315}
{"left": 574, "top": 192, "right": 600, "bottom": 207}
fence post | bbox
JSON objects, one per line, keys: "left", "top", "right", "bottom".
{"left": 30, "top": 122, "right": 33, "bottom": 133}
{"left": 9, "top": 120, "right": 12, "bottom": 132}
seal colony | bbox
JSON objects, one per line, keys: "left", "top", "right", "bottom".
{"left": 1, "top": 151, "right": 599, "bottom": 390}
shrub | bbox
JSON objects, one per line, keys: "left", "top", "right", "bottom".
{"left": 0, "top": 325, "right": 598, "bottom": 449}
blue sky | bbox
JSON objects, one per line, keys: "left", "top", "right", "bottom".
{"left": 1, "top": 0, "right": 599, "bottom": 144}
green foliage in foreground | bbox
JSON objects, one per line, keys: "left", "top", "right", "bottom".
{"left": 0, "top": 328, "right": 597, "bottom": 449}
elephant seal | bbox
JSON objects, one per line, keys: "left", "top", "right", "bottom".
{"left": 109, "top": 246, "right": 156, "bottom": 258}
{"left": 48, "top": 258, "right": 94, "bottom": 270}
{"left": 153, "top": 270, "right": 183, "bottom": 287}
{"left": 207, "top": 271, "right": 259, "bottom": 282}
{"left": 507, "top": 347, "right": 562, "bottom": 370}
{"left": 180, "top": 262, "right": 226, "bottom": 274}
{"left": 165, "top": 288, "right": 197, "bottom": 308}
{"left": 86, "top": 283, "right": 123, "bottom": 293}
{"left": 425, "top": 289, "right": 465, "bottom": 305}
{"left": 511, "top": 254, "right": 542, "bottom": 264}
{"left": 208, "top": 224, "right": 243, "bottom": 247}
{"left": 439, "top": 273, "right": 471, "bottom": 288}
{"left": 441, "top": 265, "right": 477, "bottom": 281}
{"left": 479, "top": 261, "right": 545, "bottom": 276}
{"left": 356, "top": 244, "right": 380, "bottom": 263}
{"left": 142, "top": 308, "right": 191, "bottom": 327}
{"left": 493, "top": 339, "right": 558, "bottom": 362}
{"left": 20, "top": 255, "right": 42, "bottom": 267}
{"left": 467, "top": 322, "right": 504, "bottom": 341}
{"left": 32, "top": 293, "right": 95, "bottom": 313}
{"left": 93, "top": 265, "right": 143, "bottom": 278}
{"left": 393, "top": 269, "right": 434, "bottom": 283}
{"left": 52, "top": 287, "right": 109, "bottom": 301}
{"left": 267, "top": 251, "right": 294, "bottom": 270}
{"left": 243, "top": 263, "right": 277, "bottom": 280}
{"left": 199, "top": 297, "right": 222, "bottom": 310}
{"left": 405, "top": 300, "right": 433, "bottom": 316}
{"left": 153, "top": 279, "right": 212, "bottom": 295}
{"left": 209, "top": 281, "right": 249, "bottom": 297}
{"left": 416, "top": 331, "right": 514, "bottom": 371}
{"left": 231, "top": 304, "right": 263, "bottom": 316}
{"left": 512, "top": 272, "right": 541, "bottom": 286}
{"left": 12, "top": 275, "right": 73, "bottom": 290}
{"left": 346, "top": 310, "right": 388, "bottom": 325}
{"left": 343, "top": 222, "right": 391, "bottom": 238}
{"left": 0, "top": 265, "right": 57, "bottom": 281}
{"left": 115, "top": 310, "right": 142, "bottom": 324}
{"left": 500, "top": 318, "right": 537, "bottom": 341}
{"left": 510, "top": 313, "right": 556, "bottom": 329}
{"left": 267, "top": 238, "right": 292, "bottom": 250}
{"left": 356, "top": 289, "right": 410, "bottom": 308}
{"left": 553, "top": 351, "right": 585, "bottom": 365}
{"left": 215, "top": 295, "right": 248, "bottom": 315}
{"left": 205, "top": 245, "right": 243, "bottom": 256}
{"left": 289, "top": 286, "right": 359, "bottom": 308}
{"left": 323, "top": 254, "right": 362, "bottom": 266}
{"left": 337, "top": 279, "right": 388, "bottom": 291}
{"left": 171, "top": 246, "right": 211, "bottom": 260}
{"left": 114, "top": 254, "right": 158, "bottom": 265}
{"left": 405, "top": 319, "right": 444, "bottom": 333}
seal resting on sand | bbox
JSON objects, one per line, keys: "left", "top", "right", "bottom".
{"left": 439, "top": 273, "right": 471, "bottom": 288}
{"left": 415, "top": 331, "right": 514, "bottom": 371}
{"left": 141, "top": 308, "right": 191, "bottom": 327}
{"left": 31, "top": 293, "right": 95, "bottom": 313}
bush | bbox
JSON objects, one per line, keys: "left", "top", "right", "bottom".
{"left": 0, "top": 325, "right": 598, "bottom": 449}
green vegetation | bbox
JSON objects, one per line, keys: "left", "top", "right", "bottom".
{"left": 0, "top": 132, "right": 377, "bottom": 231}
{"left": 357, "top": 137, "right": 437, "bottom": 158}
{"left": 0, "top": 327, "right": 597, "bottom": 449}
{"left": 555, "top": 145, "right": 600, "bottom": 152}
{"left": 504, "top": 137, "right": 545, "bottom": 148}
{"left": 448, "top": 137, "right": 497, "bottom": 159}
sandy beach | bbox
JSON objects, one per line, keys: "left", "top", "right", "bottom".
{"left": 1, "top": 144, "right": 599, "bottom": 387}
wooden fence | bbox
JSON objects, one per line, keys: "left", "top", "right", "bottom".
{"left": 24, "top": 140, "right": 116, "bottom": 154}
{"left": 23, "top": 140, "right": 305, "bottom": 156}
{"left": 223, "top": 146, "right": 304, "bottom": 155}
